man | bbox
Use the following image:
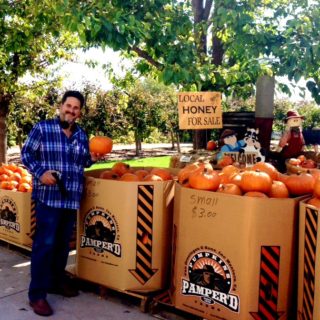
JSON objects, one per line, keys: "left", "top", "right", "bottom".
{"left": 21, "top": 90, "right": 103, "bottom": 316}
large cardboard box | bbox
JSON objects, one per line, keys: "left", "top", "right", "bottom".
{"left": 0, "top": 189, "right": 34, "bottom": 248}
{"left": 297, "top": 199, "right": 320, "bottom": 320}
{"left": 76, "top": 169, "right": 175, "bottom": 292}
{"left": 171, "top": 183, "right": 303, "bottom": 320}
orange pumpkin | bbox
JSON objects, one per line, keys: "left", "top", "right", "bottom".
{"left": 307, "top": 197, "right": 320, "bottom": 209}
{"left": 1, "top": 180, "right": 18, "bottom": 190}
{"left": 19, "top": 175, "right": 32, "bottom": 185}
{"left": 143, "top": 174, "right": 163, "bottom": 182}
{"left": 111, "top": 162, "right": 130, "bottom": 177}
{"left": 15, "top": 166, "right": 30, "bottom": 177}
{"left": 240, "top": 170, "right": 272, "bottom": 193}
{"left": 99, "top": 170, "right": 119, "bottom": 180}
{"left": 18, "top": 182, "right": 32, "bottom": 192}
{"left": 178, "top": 163, "right": 202, "bottom": 185}
{"left": 134, "top": 169, "right": 150, "bottom": 180}
{"left": 217, "top": 183, "right": 242, "bottom": 196}
{"left": 221, "top": 165, "right": 240, "bottom": 178}
{"left": 228, "top": 171, "right": 244, "bottom": 187}
{"left": 150, "top": 168, "right": 172, "bottom": 181}
{"left": 268, "top": 181, "right": 289, "bottom": 198}
{"left": 252, "top": 162, "right": 279, "bottom": 180}
{"left": 89, "top": 136, "right": 113, "bottom": 155}
{"left": 218, "top": 155, "right": 234, "bottom": 168}
{"left": 0, "top": 174, "right": 9, "bottom": 181}
{"left": 8, "top": 172, "right": 22, "bottom": 183}
{"left": 285, "top": 172, "right": 315, "bottom": 196}
{"left": 313, "top": 177, "right": 320, "bottom": 198}
{"left": 206, "top": 140, "right": 217, "bottom": 151}
{"left": 119, "top": 173, "right": 140, "bottom": 182}
{"left": 189, "top": 168, "right": 221, "bottom": 191}
{"left": 244, "top": 191, "right": 268, "bottom": 198}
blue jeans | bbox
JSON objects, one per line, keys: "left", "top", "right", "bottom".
{"left": 28, "top": 202, "right": 76, "bottom": 302}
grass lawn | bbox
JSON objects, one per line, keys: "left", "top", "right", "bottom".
{"left": 86, "top": 156, "right": 172, "bottom": 171}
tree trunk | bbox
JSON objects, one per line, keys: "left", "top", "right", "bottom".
{"left": 170, "top": 128, "right": 175, "bottom": 150}
{"left": 176, "top": 132, "right": 181, "bottom": 153}
{"left": 191, "top": 1, "right": 218, "bottom": 150}
{"left": 193, "top": 129, "right": 210, "bottom": 150}
{"left": 134, "top": 130, "right": 141, "bottom": 156}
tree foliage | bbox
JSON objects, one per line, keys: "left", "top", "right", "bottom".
{"left": 0, "top": 0, "right": 80, "bottom": 162}
{"left": 53, "top": 1, "right": 320, "bottom": 100}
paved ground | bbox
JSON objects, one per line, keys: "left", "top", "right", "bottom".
{"left": 0, "top": 143, "right": 194, "bottom": 320}
{"left": 0, "top": 242, "right": 193, "bottom": 320}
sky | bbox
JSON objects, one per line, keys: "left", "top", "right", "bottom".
{"left": 54, "top": 47, "right": 312, "bottom": 102}
{"left": 55, "top": 47, "right": 132, "bottom": 91}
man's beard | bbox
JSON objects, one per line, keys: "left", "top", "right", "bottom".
{"left": 60, "top": 113, "right": 75, "bottom": 129}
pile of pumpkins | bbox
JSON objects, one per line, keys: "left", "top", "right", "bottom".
{"left": 0, "top": 163, "right": 32, "bottom": 192}
{"left": 99, "top": 162, "right": 175, "bottom": 182}
{"left": 176, "top": 159, "right": 320, "bottom": 206}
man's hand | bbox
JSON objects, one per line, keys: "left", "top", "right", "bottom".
{"left": 90, "top": 152, "right": 104, "bottom": 162}
{"left": 40, "top": 170, "right": 58, "bottom": 185}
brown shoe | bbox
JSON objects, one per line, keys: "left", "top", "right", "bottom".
{"left": 29, "top": 299, "right": 53, "bottom": 316}
{"left": 48, "top": 282, "right": 79, "bottom": 297}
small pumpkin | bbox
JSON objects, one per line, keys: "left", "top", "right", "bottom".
{"left": 111, "top": 162, "right": 130, "bottom": 177}
{"left": 119, "top": 173, "right": 140, "bottom": 182}
{"left": 268, "top": 181, "right": 289, "bottom": 198}
{"left": 307, "top": 197, "right": 320, "bottom": 209}
{"left": 189, "top": 168, "right": 221, "bottom": 191}
{"left": 89, "top": 136, "right": 113, "bottom": 155}
{"left": 99, "top": 170, "right": 119, "bottom": 180}
{"left": 143, "top": 174, "right": 163, "bottom": 182}
{"left": 252, "top": 162, "right": 279, "bottom": 181}
{"left": 150, "top": 168, "right": 172, "bottom": 181}
{"left": 285, "top": 172, "right": 315, "bottom": 196}
{"left": 240, "top": 170, "right": 272, "bottom": 193}
{"left": 244, "top": 191, "right": 268, "bottom": 198}
{"left": 206, "top": 140, "right": 217, "bottom": 151}
{"left": 217, "top": 183, "right": 242, "bottom": 196}
{"left": 134, "top": 169, "right": 150, "bottom": 180}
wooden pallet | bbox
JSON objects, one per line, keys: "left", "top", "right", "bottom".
{"left": 150, "top": 290, "right": 203, "bottom": 320}
{"left": 65, "top": 264, "right": 161, "bottom": 313}
{"left": 0, "top": 238, "right": 32, "bottom": 254}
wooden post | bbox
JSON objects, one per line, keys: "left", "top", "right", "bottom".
{"left": 255, "top": 75, "right": 275, "bottom": 151}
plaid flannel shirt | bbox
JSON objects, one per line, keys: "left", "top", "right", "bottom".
{"left": 21, "top": 118, "right": 93, "bottom": 209}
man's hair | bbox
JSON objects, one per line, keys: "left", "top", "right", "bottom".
{"left": 61, "top": 90, "right": 85, "bottom": 108}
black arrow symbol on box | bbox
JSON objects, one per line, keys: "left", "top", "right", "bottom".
{"left": 129, "top": 185, "right": 158, "bottom": 284}
{"left": 300, "top": 206, "right": 318, "bottom": 320}
{"left": 250, "top": 246, "right": 284, "bottom": 320}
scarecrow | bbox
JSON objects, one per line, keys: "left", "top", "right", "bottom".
{"left": 276, "top": 110, "right": 305, "bottom": 171}
{"left": 276, "top": 110, "right": 305, "bottom": 158}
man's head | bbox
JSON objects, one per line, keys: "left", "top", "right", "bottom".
{"left": 61, "top": 91, "right": 85, "bottom": 108}
{"left": 59, "top": 90, "right": 85, "bottom": 128}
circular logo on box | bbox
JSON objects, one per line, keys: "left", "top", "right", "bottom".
{"left": 0, "top": 196, "right": 20, "bottom": 232}
{"left": 181, "top": 248, "right": 239, "bottom": 312}
{"left": 80, "top": 208, "right": 121, "bottom": 257}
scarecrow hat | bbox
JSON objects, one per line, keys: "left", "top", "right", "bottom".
{"left": 285, "top": 110, "right": 305, "bottom": 122}
{"left": 220, "top": 129, "right": 237, "bottom": 141}
{"left": 201, "top": 264, "right": 216, "bottom": 274}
